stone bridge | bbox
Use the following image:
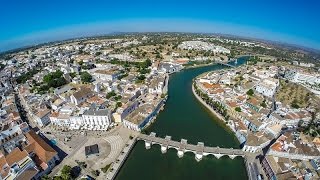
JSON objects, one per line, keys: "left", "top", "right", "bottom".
{"left": 138, "top": 132, "right": 247, "bottom": 161}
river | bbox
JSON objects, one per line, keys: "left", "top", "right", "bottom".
{"left": 115, "top": 57, "right": 249, "bottom": 180}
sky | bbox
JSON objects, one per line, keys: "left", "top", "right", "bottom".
{"left": 0, "top": 0, "right": 320, "bottom": 52}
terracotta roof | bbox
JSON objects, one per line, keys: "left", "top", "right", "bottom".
{"left": 247, "top": 98, "right": 259, "bottom": 106}
{"left": 201, "top": 82, "right": 221, "bottom": 89}
{"left": 237, "top": 96, "right": 246, "bottom": 101}
{"left": 0, "top": 156, "right": 9, "bottom": 178}
{"left": 227, "top": 101, "right": 238, "bottom": 108}
{"left": 271, "top": 141, "right": 282, "bottom": 151}
{"left": 5, "top": 147, "right": 28, "bottom": 166}
{"left": 50, "top": 111, "right": 59, "bottom": 118}
{"left": 24, "top": 131, "right": 57, "bottom": 165}
{"left": 12, "top": 112, "right": 20, "bottom": 119}
{"left": 16, "top": 167, "right": 38, "bottom": 180}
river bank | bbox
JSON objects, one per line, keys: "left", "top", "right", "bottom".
{"left": 192, "top": 83, "right": 226, "bottom": 122}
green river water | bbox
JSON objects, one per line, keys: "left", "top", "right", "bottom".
{"left": 115, "top": 57, "right": 249, "bottom": 180}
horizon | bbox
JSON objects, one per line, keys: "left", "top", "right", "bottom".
{"left": 1, "top": 0, "right": 320, "bottom": 52}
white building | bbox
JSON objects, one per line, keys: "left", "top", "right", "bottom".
{"left": 148, "top": 76, "right": 166, "bottom": 94}
{"left": 70, "top": 88, "right": 93, "bottom": 105}
{"left": 242, "top": 133, "right": 272, "bottom": 153}
{"left": 81, "top": 109, "right": 111, "bottom": 130}
{"left": 255, "top": 78, "right": 279, "bottom": 97}
{"left": 92, "top": 69, "right": 120, "bottom": 82}
{"left": 293, "top": 72, "right": 320, "bottom": 85}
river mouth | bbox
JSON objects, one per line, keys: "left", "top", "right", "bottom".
{"left": 115, "top": 57, "right": 249, "bottom": 180}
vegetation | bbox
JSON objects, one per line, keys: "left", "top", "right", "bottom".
{"left": 246, "top": 89, "right": 254, "bottom": 96}
{"left": 291, "top": 99, "right": 300, "bottom": 109}
{"left": 139, "top": 68, "right": 151, "bottom": 74}
{"left": 135, "top": 74, "right": 146, "bottom": 83}
{"left": 276, "top": 80, "right": 320, "bottom": 109}
{"left": 45, "top": 165, "right": 78, "bottom": 180}
{"left": 80, "top": 71, "right": 92, "bottom": 83}
{"left": 101, "top": 164, "right": 111, "bottom": 173}
{"left": 0, "top": 64, "right": 5, "bottom": 71}
{"left": 16, "top": 68, "right": 39, "bottom": 84}
{"left": 235, "top": 107, "right": 242, "bottom": 112}
{"left": 43, "top": 70, "right": 67, "bottom": 88}
{"left": 106, "top": 91, "right": 116, "bottom": 99}
{"left": 194, "top": 83, "right": 229, "bottom": 121}
{"left": 70, "top": 72, "right": 77, "bottom": 78}
{"left": 260, "top": 100, "right": 267, "bottom": 108}
{"left": 116, "top": 102, "right": 122, "bottom": 108}
{"left": 91, "top": 170, "right": 100, "bottom": 177}
{"left": 117, "top": 73, "right": 128, "bottom": 80}
{"left": 247, "top": 56, "right": 260, "bottom": 65}
{"left": 114, "top": 95, "right": 122, "bottom": 101}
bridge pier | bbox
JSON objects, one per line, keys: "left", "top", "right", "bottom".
{"left": 195, "top": 153, "right": 203, "bottom": 161}
{"left": 177, "top": 150, "right": 184, "bottom": 158}
{"left": 161, "top": 145, "right": 167, "bottom": 153}
{"left": 195, "top": 142, "right": 204, "bottom": 162}
{"left": 145, "top": 141, "right": 151, "bottom": 149}
{"left": 177, "top": 139, "right": 187, "bottom": 158}
{"left": 213, "top": 154, "right": 224, "bottom": 159}
{"left": 228, "top": 154, "right": 237, "bottom": 159}
{"left": 161, "top": 135, "right": 171, "bottom": 154}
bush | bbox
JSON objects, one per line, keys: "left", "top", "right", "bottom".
{"left": 235, "top": 107, "right": 241, "bottom": 112}
{"left": 101, "top": 164, "right": 111, "bottom": 173}
{"left": 91, "top": 170, "right": 100, "bottom": 177}
{"left": 246, "top": 89, "right": 254, "bottom": 96}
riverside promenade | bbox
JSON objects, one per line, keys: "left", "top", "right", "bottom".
{"left": 192, "top": 83, "right": 226, "bottom": 123}
{"left": 105, "top": 138, "right": 136, "bottom": 180}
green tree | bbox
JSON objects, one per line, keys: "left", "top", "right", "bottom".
{"left": 60, "top": 165, "right": 72, "bottom": 180}
{"left": 106, "top": 91, "right": 116, "bottom": 99}
{"left": 70, "top": 72, "right": 77, "bottom": 78}
{"left": 78, "top": 60, "right": 84, "bottom": 66}
{"left": 116, "top": 102, "right": 122, "bottom": 108}
{"left": 246, "top": 89, "right": 254, "bottom": 96}
{"left": 80, "top": 71, "right": 92, "bottom": 83}
{"left": 235, "top": 107, "right": 242, "bottom": 112}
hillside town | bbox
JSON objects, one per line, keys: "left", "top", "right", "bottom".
{"left": 0, "top": 33, "right": 320, "bottom": 179}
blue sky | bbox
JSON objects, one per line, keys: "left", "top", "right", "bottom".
{"left": 1, "top": 0, "right": 319, "bottom": 51}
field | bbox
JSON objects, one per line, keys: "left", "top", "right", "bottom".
{"left": 276, "top": 79, "right": 320, "bottom": 109}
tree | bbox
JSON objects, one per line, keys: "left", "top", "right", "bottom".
{"left": 70, "top": 72, "right": 77, "bottom": 78}
{"left": 78, "top": 60, "right": 84, "bottom": 66}
{"left": 235, "top": 107, "right": 242, "bottom": 112}
{"left": 91, "top": 170, "right": 100, "bottom": 177}
{"left": 246, "top": 89, "right": 254, "bottom": 96}
{"left": 137, "top": 75, "right": 146, "bottom": 80}
{"left": 60, "top": 165, "right": 72, "bottom": 180}
{"left": 116, "top": 102, "right": 122, "bottom": 108}
{"left": 80, "top": 71, "right": 92, "bottom": 83}
{"left": 41, "top": 175, "right": 52, "bottom": 180}
{"left": 114, "top": 95, "right": 122, "bottom": 101}
{"left": 260, "top": 101, "right": 267, "bottom": 108}
{"left": 291, "top": 99, "right": 300, "bottom": 109}
{"left": 95, "top": 51, "right": 102, "bottom": 56}
{"left": 106, "top": 91, "right": 116, "bottom": 99}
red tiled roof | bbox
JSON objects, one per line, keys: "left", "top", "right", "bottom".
{"left": 24, "top": 131, "right": 57, "bottom": 166}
